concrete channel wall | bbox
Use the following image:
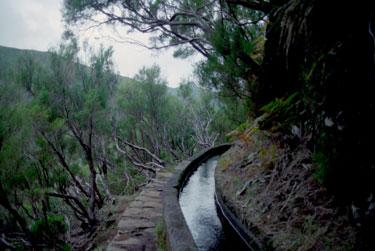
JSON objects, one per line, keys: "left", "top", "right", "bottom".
{"left": 162, "top": 144, "right": 232, "bottom": 251}
{"left": 215, "top": 190, "right": 264, "bottom": 250}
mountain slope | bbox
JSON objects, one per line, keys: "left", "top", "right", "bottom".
{"left": 0, "top": 45, "right": 50, "bottom": 79}
{"left": 0, "top": 45, "right": 185, "bottom": 93}
{"left": 0, "top": 45, "right": 133, "bottom": 85}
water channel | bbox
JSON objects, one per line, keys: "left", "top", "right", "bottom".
{"left": 179, "top": 156, "right": 226, "bottom": 250}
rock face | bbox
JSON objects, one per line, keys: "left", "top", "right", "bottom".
{"left": 107, "top": 172, "right": 172, "bottom": 251}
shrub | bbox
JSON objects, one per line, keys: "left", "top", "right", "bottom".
{"left": 312, "top": 151, "right": 329, "bottom": 184}
{"left": 30, "top": 214, "right": 69, "bottom": 248}
{"left": 259, "top": 92, "right": 300, "bottom": 132}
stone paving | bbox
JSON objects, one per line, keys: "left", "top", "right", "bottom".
{"left": 107, "top": 171, "right": 173, "bottom": 251}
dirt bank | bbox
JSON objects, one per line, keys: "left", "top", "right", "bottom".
{"left": 215, "top": 123, "right": 356, "bottom": 250}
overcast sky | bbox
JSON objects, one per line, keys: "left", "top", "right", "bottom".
{"left": 0, "top": 0, "right": 201, "bottom": 87}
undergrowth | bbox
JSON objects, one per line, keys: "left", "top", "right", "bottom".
{"left": 155, "top": 220, "right": 167, "bottom": 251}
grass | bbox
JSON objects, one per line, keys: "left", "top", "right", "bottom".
{"left": 155, "top": 219, "right": 167, "bottom": 251}
{"left": 160, "top": 164, "right": 176, "bottom": 173}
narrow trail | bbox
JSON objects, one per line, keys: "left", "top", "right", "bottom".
{"left": 106, "top": 171, "right": 173, "bottom": 251}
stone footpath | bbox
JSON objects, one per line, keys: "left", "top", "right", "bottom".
{"left": 107, "top": 171, "right": 173, "bottom": 251}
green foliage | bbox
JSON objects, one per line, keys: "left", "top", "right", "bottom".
{"left": 0, "top": 45, "right": 51, "bottom": 81}
{"left": 261, "top": 92, "right": 299, "bottom": 113}
{"left": 0, "top": 83, "right": 34, "bottom": 193}
{"left": 108, "top": 165, "right": 147, "bottom": 195}
{"left": 1, "top": 40, "right": 125, "bottom": 247}
{"left": 236, "top": 120, "right": 252, "bottom": 134}
{"left": 259, "top": 92, "right": 300, "bottom": 132}
{"left": 30, "top": 214, "right": 68, "bottom": 248}
{"left": 312, "top": 151, "right": 329, "bottom": 184}
{"left": 0, "top": 32, "right": 247, "bottom": 249}
{"left": 196, "top": 12, "right": 264, "bottom": 105}
{"left": 30, "top": 214, "right": 67, "bottom": 236}
{"left": 155, "top": 220, "right": 167, "bottom": 251}
{"left": 177, "top": 80, "right": 194, "bottom": 100}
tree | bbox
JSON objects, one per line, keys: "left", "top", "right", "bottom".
{"left": 115, "top": 65, "right": 182, "bottom": 173}
{"left": 114, "top": 65, "right": 235, "bottom": 169}
{"left": 26, "top": 36, "right": 118, "bottom": 229}
{"left": 177, "top": 81, "right": 218, "bottom": 148}
{"left": 0, "top": 82, "right": 33, "bottom": 239}
{"left": 1, "top": 72, "right": 69, "bottom": 249}
{"left": 63, "top": 0, "right": 266, "bottom": 105}
{"left": 64, "top": 0, "right": 218, "bottom": 56}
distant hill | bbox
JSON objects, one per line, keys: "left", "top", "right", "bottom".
{"left": 0, "top": 45, "right": 50, "bottom": 66}
{"left": 0, "top": 45, "right": 50, "bottom": 79}
{"left": 0, "top": 45, "right": 133, "bottom": 84}
{"left": 0, "top": 45, "right": 202, "bottom": 96}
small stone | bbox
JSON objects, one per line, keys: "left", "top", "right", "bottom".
{"left": 324, "top": 117, "right": 334, "bottom": 127}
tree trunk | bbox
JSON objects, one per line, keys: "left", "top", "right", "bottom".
{"left": 100, "top": 161, "right": 113, "bottom": 201}
{"left": 86, "top": 151, "right": 98, "bottom": 227}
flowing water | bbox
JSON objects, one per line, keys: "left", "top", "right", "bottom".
{"left": 179, "top": 156, "right": 227, "bottom": 251}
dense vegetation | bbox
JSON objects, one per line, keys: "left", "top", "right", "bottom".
{"left": 1, "top": 0, "right": 375, "bottom": 249}
{"left": 0, "top": 39, "right": 241, "bottom": 248}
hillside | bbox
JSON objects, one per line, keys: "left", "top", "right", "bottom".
{"left": 216, "top": 121, "right": 356, "bottom": 250}
{"left": 0, "top": 45, "right": 48, "bottom": 79}
{"left": 0, "top": 45, "right": 49, "bottom": 67}
{"left": 0, "top": 45, "right": 198, "bottom": 95}
{"left": 0, "top": 45, "right": 133, "bottom": 86}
